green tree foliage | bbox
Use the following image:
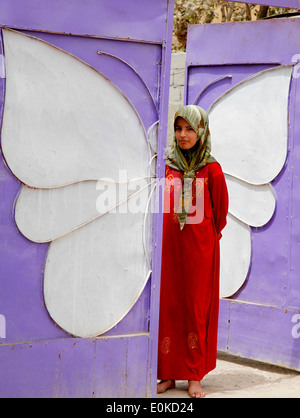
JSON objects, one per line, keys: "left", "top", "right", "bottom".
{"left": 173, "top": 1, "right": 298, "bottom": 50}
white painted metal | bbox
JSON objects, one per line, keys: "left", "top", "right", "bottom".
{"left": 209, "top": 66, "right": 292, "bottom": 185}
{"left": 220, "top": 213, "right": 252, "bottom": 298}
{"left": 225, "top": 174, "right": 276, "bottom": 228}
{"left": 147, "top": 120, "right": 159, "bottom": 153}
{"left": 0, "top": 55, "right": 5, "bottom": 78}
{"left": 15, "top": 178, "right": 152, "bottom": 243}
{"left": 208, "top": 66, "right": 292, "bottom": 297}
{"left": 2, "top": 28, "right": 155, "bottom": 337}
{"left": 44, "top": 188, "right": 151, "bottom": 338}
{"left": 1, "top": 29, "right": 150, "bottom": 188}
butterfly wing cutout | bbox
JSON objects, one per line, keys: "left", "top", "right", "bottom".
{"left": 2, "top": 29, "right": 150, "bottom": 188}
{"left": 44, "top": 189, "right": 151, "bottom": 338}
{"left": 2, "top": 28, "right": 156, "bottom": 337}
{"left": 208, "top": 65, "right": 293, "bottom": 297}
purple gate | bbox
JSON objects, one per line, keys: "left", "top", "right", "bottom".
{"left": 0, "top": 0, "right": 174, "bottom": 397}
{"left": 185, "top": 17, "right": 300, "bottom": 371}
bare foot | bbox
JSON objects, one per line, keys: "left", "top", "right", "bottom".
{"left": 157, "top": 379, "right": 175, "bottom": 394}
{"left": 188, "top": 380, "right": 205, "bottom": 398}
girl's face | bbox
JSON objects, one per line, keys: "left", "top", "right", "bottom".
{"left": 175, "top": 117, "right": 198, "bottom": 150}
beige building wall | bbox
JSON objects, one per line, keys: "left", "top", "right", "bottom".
{"left": 167, "top": 52, "right": 186, "bottom": 146}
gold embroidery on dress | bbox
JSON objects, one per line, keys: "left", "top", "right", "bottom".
{"left": 165, "top": 173, "right": 174, "bottom": 193}
{"left": 161, "top": 337, "right": 171, "bottom": 355}
{"left": 187, "top": 332, "right": 198, "bottom": 349}
{"left": 194, "top": 178, "right": 204, "bottom": 199}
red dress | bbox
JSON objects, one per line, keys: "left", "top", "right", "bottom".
{"left": 157, "top": 162, "right": 228, "bottom": 381}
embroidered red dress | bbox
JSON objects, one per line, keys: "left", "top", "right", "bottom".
{"left": 157, "top": 162, "right": 228, "bottom": 381}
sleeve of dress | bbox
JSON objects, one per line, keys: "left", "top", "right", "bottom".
{"left": 209, "top": 165, "right": 229, "bottom": 239}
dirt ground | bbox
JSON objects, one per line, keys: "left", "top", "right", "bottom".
{"left": 157, "top": 353, "right": 300, "bottom": 398}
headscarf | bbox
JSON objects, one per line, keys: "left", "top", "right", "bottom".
{"left": 166, "top": 105, "right": 217, "bottom": 230}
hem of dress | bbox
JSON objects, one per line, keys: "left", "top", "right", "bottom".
{"left": 157, "top": 365, "right": 216, "bottom": 382}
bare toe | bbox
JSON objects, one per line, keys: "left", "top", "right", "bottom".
{"left": 188, "top": 380, "right": 205, "bottom": 398}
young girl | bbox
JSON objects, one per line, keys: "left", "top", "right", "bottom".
{"left": 157, "top": 105, "right": 229, "bottom": 398}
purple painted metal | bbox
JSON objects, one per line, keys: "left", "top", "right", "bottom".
{"left": 148, "top": 0, "right": 175, "bottom": 397}
{"left": 0, "top": 32, "right": 157, "bottom": 343}
{"left": 186, "top": 18, "right": 300, "bottom": 371}
{"left": 0, "top": 0, "right": 169, "bottom": 44}
{"left": 21, "top": 30, "right": 161, "bottom": 145}
{"left": 226, "top": 0, "right": 300, "bottom": 8}
{"left": 0, "top": 334, "right": 150, "bottom": 397}
{"left": 0, "top": 0, "right": 174, "bottom": 398}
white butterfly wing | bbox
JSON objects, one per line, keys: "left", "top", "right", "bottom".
{"left": 15, "top": 178, "right": 150, "bottom": 243}
{"left": 2, "top": 29, "right": 154, "bottom": 337}
{"left": 208, "top": 66, "right": 292, "bottom": 297}
{"left": 219, "top": 214, "right": 251, "bottom": 299}
{"left": 44, "top": 187, "right": 151, "bottom": 338}
{"left": 2, "top": 29, "right": 150, "bottom": 188}
{"left": 15, "top": 182, "right": 101, "bottom": 243}
{"left": 147, "top": 120, "right": 159, "bottom": 154}
{"left": 209, "top": 66, "right": 292, "bottom": 185}
{"left": 225, "top": 174, "right": 276, "bottom": 228}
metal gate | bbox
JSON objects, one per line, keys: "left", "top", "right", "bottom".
{"left": 0, "top": 0, "right": 174, "bottom": 397}
{"left": 185, "top": 14, "right": 300, "bottom": 371}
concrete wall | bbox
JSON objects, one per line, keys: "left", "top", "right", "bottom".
{"left": 167, "top": 52, "right": 186, "bottom": 145}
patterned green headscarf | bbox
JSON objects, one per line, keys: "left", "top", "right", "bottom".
{"left": 166, "top": 105, "right": 217, "bottom": 230}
